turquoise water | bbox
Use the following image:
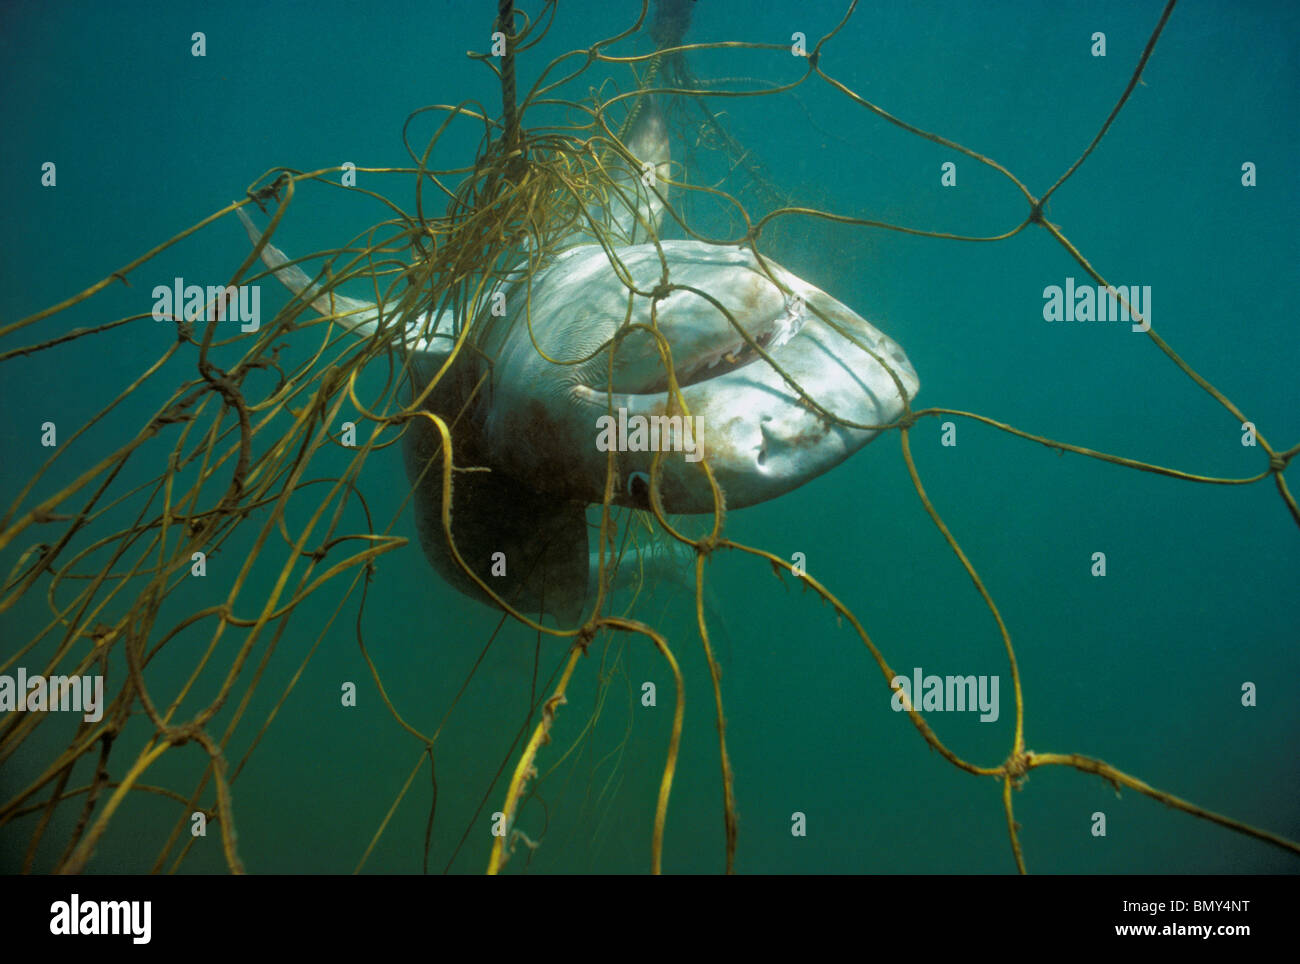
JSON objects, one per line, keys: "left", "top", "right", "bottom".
{"left": 1, "top": 0, "right": 1296, "bottom": 874}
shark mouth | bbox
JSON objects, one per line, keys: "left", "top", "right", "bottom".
{"left": 596, "top": 293, "right": 808, "bottom": 397}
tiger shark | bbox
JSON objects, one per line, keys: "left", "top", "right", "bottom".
{"left": 238, "top": 98, "right": 919, "bottom": 624}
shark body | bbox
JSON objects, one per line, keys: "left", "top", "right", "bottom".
{"left": 238, "top": 100, "right": 919, "bottom": 623}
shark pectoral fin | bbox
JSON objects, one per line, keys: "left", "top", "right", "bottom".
{"left": 236, "top": 206, "right": 379, "bottom": 334}
{"left": 404, "top": 419, "right": 589, "bottom": 624}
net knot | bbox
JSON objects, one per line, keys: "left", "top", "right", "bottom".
{"left": 575, "top": 622, "right": 599, "bottom": 654}
{"left": 1003, "top": 749, "right": 1033, "bottom": 787}
{"left": 694, "top": 534, "right": 722, "bottom": 558}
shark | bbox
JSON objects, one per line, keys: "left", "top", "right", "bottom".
{"left": 237, "top": 97, "right": 919, "bottom": 624}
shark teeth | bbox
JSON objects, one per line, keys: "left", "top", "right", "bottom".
{"left": 662, "top": 325, "right": 780, "bottom": 391}
{"left": 597, "top": 289, "right": 811, "bottom": 396}
{"left": 675, "top": 294, "right": 807, "bottom": 386}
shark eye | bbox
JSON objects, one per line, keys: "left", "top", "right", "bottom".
{"left": 627, "top": 470, "right": 651, "bottom": 506}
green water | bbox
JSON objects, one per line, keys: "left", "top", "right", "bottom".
{"left": 1, "top": 0, "right": 1296, "bottom": 874}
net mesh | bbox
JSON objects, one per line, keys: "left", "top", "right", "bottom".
{"left": 1, "top": 0, "right": 1296, "bottom": 874}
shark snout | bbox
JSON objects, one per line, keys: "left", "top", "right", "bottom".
{"left": 632, "top": 285, "right": 920, "bottom": 513}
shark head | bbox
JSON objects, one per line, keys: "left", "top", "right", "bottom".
{"left": 473, "top": 239, "right": 919, "bottom": 513}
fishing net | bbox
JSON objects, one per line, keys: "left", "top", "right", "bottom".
{"left": 1, "top": 0, "right": 1296, "bottom": 874}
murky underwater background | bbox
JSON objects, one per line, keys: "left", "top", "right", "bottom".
{"left": 1, "top": 0, "right": 1297, "bottom": 873}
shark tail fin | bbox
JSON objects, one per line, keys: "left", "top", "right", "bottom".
{"left": 584, "top": 93, "right": 671, "bottom": 245}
